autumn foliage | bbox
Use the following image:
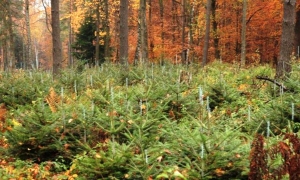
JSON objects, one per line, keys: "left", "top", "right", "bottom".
{"left": 249, "top": 133, "right": 300, "bottom": 180}
{"left": 2, "top": 0, "right": 300, "bottom": 70}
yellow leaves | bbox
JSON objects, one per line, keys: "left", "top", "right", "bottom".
{"left": 141, "top": 103, "right": 146, "bottom": 110}
{"left": 238, "top": 83, "right": 249, "bottom": 91}
{"left": 127, "top": 120, "right": 134, "bottom": 125}
{"left": 157, "top": 156, "right": 163, "bottom": 162}
{"left": 11, "top": 119, "right": 21, "bottom": 127}
{"left": 95, "top": 153, "right": 101, "bottom": 159}
{"left": 85, "top": 87, "right": 93, "bottom": 98}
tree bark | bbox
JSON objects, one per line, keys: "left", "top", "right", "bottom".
{"left": 240, "top": 0, "right": 247, "bottom": 67}
{"left": 202, "top": 0, "right": 212, "bottom": 66}
{"left": 104, "top": 0, "right": 110, "bottom": 61}
{"left": 276, "top": 0, "right": 296, "bottom": 79}
{"left": 181, "top": 0, "right": 186, "bottom": 64}
{"left": 68, "top": 0, "right": 74, "bottom": 67}
{"left": 134, "top": 0, "right": 148, "bottom": 65}
{"left": 119, "top": 0, "right": 129, "bottom": 65}
{"left": 25, "top": 0, "right": 33, "bottom": 69}
{"left": 212, "top": 0, "right": 220, "bottom": 60}
{"left": 294, "top": 9, "right": 300, "bottom": 58}
{"left": 95, "top": 1, "right": 100, "bottom": 66}
{"left": 51, "top": 0, "right": 63, "bottom": 76}
{"left": 159, "top": 0, "right": 164, "bottom": 62}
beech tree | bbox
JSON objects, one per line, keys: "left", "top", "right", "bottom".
{"left": 119, "top": 0, "right": 129, "bottom": 65}
{"left": 241, "top": 0, "right": 247, "bottom": 66}
{"left": 51, "top": 0, "right": 62, "bottom": 76}
{"left": 202, "top": 0, "right": 211, "bottom": 66}
{"left": 276, "top": 0, "right": 296, "bottom": 79}
{"left": 134, "top": 0, "right": 148, "bottom": 65}
{"left": 25, "top": 0, "right": 33, "bottom": 69}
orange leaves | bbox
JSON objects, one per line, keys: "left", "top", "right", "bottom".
{"left": 249, "top": 133, "right": 300, "bottom": 179}
{"left": 215, "top": 168, "right": 226, "bottom": 177}
{"left": 45, "top": 87, "right": 61, "bottom": 113}
{"left": 0, "top": 104, "right": 7, "bottom": 133}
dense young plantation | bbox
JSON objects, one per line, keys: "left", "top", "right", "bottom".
{"left": 0, "top": 62, "right": 300, "bottom": 179}
{"left": 0, "top": 0, "right": 300, "bottom": 179}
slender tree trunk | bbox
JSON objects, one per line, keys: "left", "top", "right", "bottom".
{"left": 120, "top": 0, "right": 129, "bottom": 65}
{"left": 172, "top": 0, "right": 176, "bottom": 43}
{"left": 51, "top": 0, "right": 63, "bottom": 76}
{"left": 25, "top": 0, "right": 33, "bottom": 69}
{"left": 212, "top": 0, "right": 220, "bottom": 60}
{"left": 159, "top": 0, "right": 164, "bottom": 62}
{"left": 294, "top": 9, "right": 300, "bottom": 58}
{"left": 148, "top": 0, "right": 155, "bottom": 59}
{"left": 202, "top": 0, "right": 212, "bottom": 66}
{"left": 187, "top": 1, "right": 195, "bottom": 64}
{"left": 104, "top": 0, "right": 110, "bottom": 61}
{"left": 276, "top": 0, "right": 296, "bottom": 79}
{"left": 34, "top": 40, "right": 39, "bottom": 69}
{"left": 0, "top": 47, "right": 3, "bottom": 70}
{"left": 240, "top": 0, "right": 247, "bottom": 67}
{"left": 68, "top": 0, "right": 74, "bottom": 67}
{"left": 3, "top": 41, "right": 8, "bottom": 72}
{"left": 134, "top": 0, "right": 148, "bottom": 65}
{"left": 141, "top": 0, "right": 148, "bottom": 63}
{"left": 95, "top": 1, "right": 100, "bottom": 66}
{"left": 181, "top": 0, "right": 186, "bottom": 64}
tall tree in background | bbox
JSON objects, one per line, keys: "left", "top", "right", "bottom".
{"left": 181, "top": 0, "right": 187, "bottom": 64}
{"left": 68, "top": 0, "right": 74, "bottom": 67}
{"left": 276, "top": 0, "right": 296, "bottom": 79}
{"left": 211, "top": 0, "right": 220, "bottom": 60}
{"left": 119, "top": 0, "right": 129, "bottom": 65}
{"left": 95, "top": 1, "right": 100, "bottom": 66}
{"left": 104, "top": 0, "right": 110, "bottom": 60}
{"left": 202, "top": 0, "right": 212, "bottom": 66}
{"left": 134, "top": 0, "right": 148, "bottom": 65}
{"left": 51, "top": 0, "right": 62, "bottom": 76}
{"left": 25, "top": 0, "right": 33, "bottom": 69}
{"left": 0, "top": 0, "right": 17, "bottom": 71}
{"left": 240, "top": 0, "right": 247, "bottom": 66}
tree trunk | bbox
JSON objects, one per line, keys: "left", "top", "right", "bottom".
{"left": 212, "top": 0, "right": 220, "bottom": 60}
{"left": 187, "top": 1, "right": 195, "bottom": 64}
{"left": 25, "top": 0, "right": 33, "bottom": 69}
{"left": 240, "top": 0, "right": 247, "bottom": 67}
{"left": 104, "top": 0, "right": 110, "bottom": 61}
{"left": 202, "top": 0, "right": 212, "bottom": 66}
{"left": 276, "top": 0, "right": 296, "bottom": 79}
{"left": 2, "top": 0, "right": 16, "bottom": 71}
{"left": 34, "top": 40, "right": 39, "bottom": 69}
{"left": 68, "top": 0, "right": 74, "bottom": 68}
{"left": 148, "top": 0, "right": 155, "bottom": 59}
{"left": 51, "top": 0, "right": 63, "bottom": 76}
{"left": 181, "top": 0, "right": 186, "bottom": 64}
{"left": 294, "top": 9, "right": 300, "bottom": 58}
{"left": 159, "top": 0, "right": 164, "bottom": 63}
{"left": 119, "top": 0, "right": 129, "bottom": 65}
{"left": 134, "top": 0, "right": 148, "bottom": 65}
{"left": 95, "top": 1, "right": 100, "bottom": 66}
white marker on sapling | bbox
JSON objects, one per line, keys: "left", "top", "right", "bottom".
{"left": 292, "top": 103, "right": 295, "bottom": 121}
{"left": 267, "top": 121, "right": 270, "bottom": 138}
{"left": 199, "top": 86, "right": 203, "bottom": 105}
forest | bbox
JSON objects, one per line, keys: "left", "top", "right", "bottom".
{"left": 0, "top": 0, "right": 299, "bottom": 69}
{"left": 0, "top": 0, "right": 300, "bottom": 179}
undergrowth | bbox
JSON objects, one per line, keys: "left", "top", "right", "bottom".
{"left": 0, "top": 61, "right": 299, "bottom": 179}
